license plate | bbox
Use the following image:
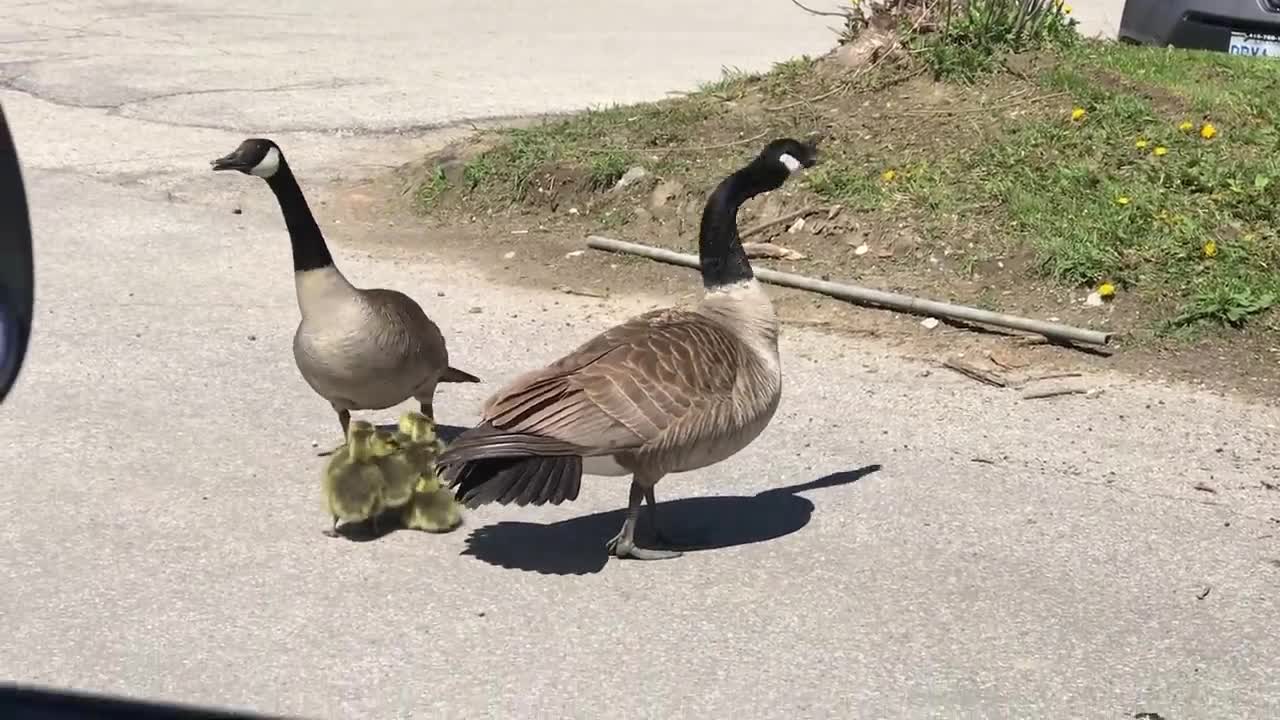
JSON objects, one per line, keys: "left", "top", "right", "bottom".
{"left": 1227, "top": 32, "right": 1280, "bottom": 58}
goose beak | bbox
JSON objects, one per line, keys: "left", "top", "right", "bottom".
{"left": 210, "top": 151, "right": 249, "bottom": 172}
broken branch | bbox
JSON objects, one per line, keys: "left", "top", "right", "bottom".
{"left": 586, "top": 236, "right": 1115, "bottom": 347}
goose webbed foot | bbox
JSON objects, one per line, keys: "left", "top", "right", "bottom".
{"left": 322, "top": 516, "right": 342, "bottom": 538}
{"left": 606, "top": 481, "right": 683, "bottom": 561}
{"left": 605, "top": 531, "right": 683, "bottom": 561}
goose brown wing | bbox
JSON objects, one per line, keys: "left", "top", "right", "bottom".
{"left": 479, "top": 307, "right": 746, "bottom": 452}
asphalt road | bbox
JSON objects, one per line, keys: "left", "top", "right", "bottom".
{"left": 4, "top": 1, "right": 1279, "bottom": 718}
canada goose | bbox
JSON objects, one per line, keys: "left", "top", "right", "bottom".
{"left": 321, "top": 420, "right": 385, "bottom": 536}
{"left": 438, "top": 137, "right": 819, "bottom": 561}
{"left": 210, "top": 138, "right": 480, "bottom": 451}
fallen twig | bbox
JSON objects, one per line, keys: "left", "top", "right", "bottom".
{"left": 552, "top": 285, "right": 609, "bottom": 299}
{"left": 586, "top": 236, "right": 1115, "bottom": 347}
{"left": 741, "top": 206, "right": 826, "bottom": 239}
{"left": 789, "top": 0, "right": 850, "bottom": 19}
{"left": 1196, "top": 586, "right": 1212, "bottom": 600}
{"left": 1193, "top": 482, "right": 1218, "bottom": 494}
{"left": 987, "top": 350, "right": 1029, "bottom": 370}
{"left": 1021, "top": 387, "right": 1088, "bottom": 400}
{"left": 1010, "top": 371, "right": 1084, "bottom": 388}
{"left": 942, "top": 358, "right": 1008, "bottom": 387}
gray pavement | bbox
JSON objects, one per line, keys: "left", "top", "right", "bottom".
{"left": 3, "top": 1, "right": 1279, "bottom": 718}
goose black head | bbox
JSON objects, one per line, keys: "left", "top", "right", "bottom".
{"left": 746, "top": 137, "right": 820, "bottom": 193}
{"left": 211, "top": 138, "right": 283, "bottom": 178}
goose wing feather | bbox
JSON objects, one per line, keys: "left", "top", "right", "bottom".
{"left": 359, "top": 288, "right": 448, "bottom": 362}
{"left": 478, "top": 307, "right": 747, "bottom": 453}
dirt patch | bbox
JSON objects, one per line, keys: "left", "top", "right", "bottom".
{"left": 325, "top": 40, "right": 1280, "bottom": 403}
{"left": 321, "top": 171, "right": 1280, "bottom": 403}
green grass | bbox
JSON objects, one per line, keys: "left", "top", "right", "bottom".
{"left": 411, "top": 34, "right": 1280, "bottom": 333}
{"left": 913, "top": 0, "right": 1080, "bottom": 81}
{"left": 966, "top": 43, "right": 1280, "bottom": 330}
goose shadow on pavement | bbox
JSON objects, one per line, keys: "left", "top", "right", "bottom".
{"left": 459, "top": 464, "right": 882, "bottom": 574}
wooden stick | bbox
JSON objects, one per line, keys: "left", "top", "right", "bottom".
{"left": 942, "top": 359, "right": 1008, "bottom": 387}
{"left": 1021, "top": 387, "right": 1089, "bottom": 400}
{"left": 586, "top": 236, "right": 1115, "bottom": 347}
{"left": 740, "top": 206, "right": 825, "bottom": 239}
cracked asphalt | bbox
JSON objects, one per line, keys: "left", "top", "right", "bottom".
{"left": 3, "top": 1, "right": 1279, "bottom": 718}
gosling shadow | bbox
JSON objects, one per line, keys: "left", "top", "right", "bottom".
{"left": 460, "top": 464, "right": 882, "bottom": 575}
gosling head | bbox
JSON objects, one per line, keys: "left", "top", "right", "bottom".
{"left": 371, "top": 429, "right": 402, "bottom": 457}
{"left": 397, "top": 411, "right": 429, "bottom": 438}
{"left": 345, "top": 420, "right": 376, "bottom": 460}
{"left": 211, "top": 138, "right": 283, "bottom": 179}
{"left": 398, "top": 411, "right": 438, "bottom": 444}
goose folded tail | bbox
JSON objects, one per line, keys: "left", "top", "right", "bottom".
{"left": 441, "top": 366, "right": 482, "bottom": 383}
{"left": 440, "top": 424, "right": 585, "bottom": 508}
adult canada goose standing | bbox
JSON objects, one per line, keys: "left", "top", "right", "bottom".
{"left": 211, "top": 139, "right": 480, "bottom": 450}
{"left": 438, "top": 137, "right": 818, "bottom": 561}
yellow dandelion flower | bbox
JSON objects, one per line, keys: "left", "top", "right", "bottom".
{"left": 1098, "top": 282, "right": 1116, "bottom": 298}
{"left": 1070, "top": 107, "right": 1086, "bottom": 121}
{"left": 1115, "top": 196, "right": 1130, "bottom": 205}
{"left": 1062, "top": 3, "right": 1072, "bottom": 13}
{"left": 1200, "top": 122, "right": 1218, "bottom": 140}
{"left": 1153, "top": 146, "right": 1168, "bottom": 157}
{"left": 1178, "top": 120, "right": 1194, "bottom": 133}
{"left": 881, "top": 169, "right": 897, "bottom": 182}
{"left": 1135, "top": 138, "right": 1148, "bottom": 149}
{"left": 1202, "top": 240, "right": 1217, "bottom": 258}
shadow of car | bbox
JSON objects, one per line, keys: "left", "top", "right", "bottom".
{"left": 1119, "top": 0, "right": 1280, "bottom": 57}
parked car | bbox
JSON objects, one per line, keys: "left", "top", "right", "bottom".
{"left": 1119, "top": 0, "right": 1280, "bottom": 57}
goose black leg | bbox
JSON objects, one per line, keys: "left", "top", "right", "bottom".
{"left": 606, "top": 480, "right": 682, "bottom": 561}
{"left": 419, "top": 401, "right": 434, "bottom": 423}
{"left": 317, "top": 409, "right": 351, "bottom": 457}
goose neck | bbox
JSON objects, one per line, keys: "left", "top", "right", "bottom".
{"left": 698, "top": 170, "right": 756, "bottom": 289}
{"left": 263, "top": 160, "right": 335, "bottom": 273}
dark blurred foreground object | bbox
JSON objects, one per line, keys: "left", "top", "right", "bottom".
{"left": 0, "top": 102, "right": 34, "bottom": 404}
{"left": 0, "top": 684, "right": 291, "bottom": 720}
{"left": 1119, "top": 0, "right": 1280, "bottom": 56}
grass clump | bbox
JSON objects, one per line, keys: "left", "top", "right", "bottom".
{"left": 969, "top": 42, "right": 1280, "bottom": 330}
{"left": 410, "top": 24, "right": 1280, "bottom": 334}
{"left": 916, "top": 0, "right": 1079, "bottom": 81}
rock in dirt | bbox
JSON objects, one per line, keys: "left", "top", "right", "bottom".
{"left": 1084, "top": 291, "right": 1105, "bottom": 307}
{"left": 613, "top": 166, "right": 650, "bottom": 192}
{"left": 650, "top": 181, "right": 683, "bottom": 209}
{"left": 920, "top": 317, "right": 940, "bottom": 330}
{"left": 834, "top": 29, "right": 896, "bottom": 69}
{"left": 787, "top": 217, "right": 806, "bottom": 234}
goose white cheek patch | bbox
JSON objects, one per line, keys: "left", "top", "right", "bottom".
{"left": 778, "top": 153, "right": 802, "bottom": 172}
{"left": 250, "top": 147, "right": 281, "bottom": 178}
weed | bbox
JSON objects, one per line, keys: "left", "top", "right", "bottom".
{"left": 807, "top": 160, "right": 885, "bottom": 210}
{"left": 415, "top": 168, "right": 448, "bottom": 209}
{"left": 918, "top": 0, "right": 1079, "bottom": 81}
{"left": 587, "top": 150, "right": 636, "bottom": 191}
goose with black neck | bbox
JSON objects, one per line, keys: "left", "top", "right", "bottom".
{"left": 211, "top": 138, "right": 480, "bottom": 454}
{"left": 436, "top": 137, "right": 818, "bottom": 562}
